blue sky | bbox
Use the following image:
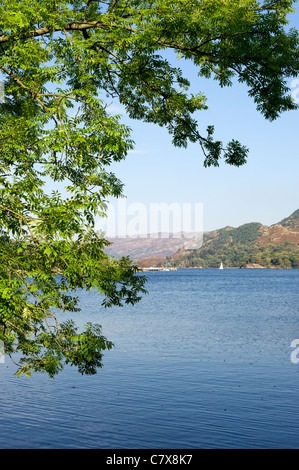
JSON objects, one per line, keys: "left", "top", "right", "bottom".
{"left": 103, "top": 7, "right": 299, "bottom": 234}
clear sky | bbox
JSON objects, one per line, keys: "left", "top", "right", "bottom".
{"left": 100, "top": 6, "right": 299, "bottom": 235}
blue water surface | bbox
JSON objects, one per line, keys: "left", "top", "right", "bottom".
{"left": 0, "top": 269, "right": 298, "bottom": 449}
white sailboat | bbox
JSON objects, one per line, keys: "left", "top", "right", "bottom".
{"left": 219, "top": 262, "right": 223, "bottom": 269}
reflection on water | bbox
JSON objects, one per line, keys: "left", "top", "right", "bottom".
{"left": 0, "top": 269, "right": 298, "bottom": 448}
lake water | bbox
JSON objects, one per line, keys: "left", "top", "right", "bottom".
{"left": 0, "top": 269, "right": 298, "bottom": 449}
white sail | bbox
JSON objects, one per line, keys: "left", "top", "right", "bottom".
{"left": 219, "top": 262, "right": 223, "bottom": 269}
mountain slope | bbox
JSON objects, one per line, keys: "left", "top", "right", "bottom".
{"left": 104, "top": 233, "right": 201, "bottom": 259}
{"left": 279, "top": 209, "right": 299, "bottom": 230}
{"left": 104, "top": 209, "right": 299, "bottom": 268}
{"left": 166, "top": 210, "right": 299, "bottom": 269}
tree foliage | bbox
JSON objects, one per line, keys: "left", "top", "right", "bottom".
{"left": 0, "top": 0, "right": 298, "bottom": 376}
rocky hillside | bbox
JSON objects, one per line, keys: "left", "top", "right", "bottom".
{"left": 279, "top": 209, "right": 299, "bottom": 230}
{"left": 166, "top": 209, "right": 299, "bottom": 269}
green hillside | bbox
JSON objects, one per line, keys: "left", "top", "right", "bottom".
{"left": 166, "top": 216, "right": 299, "bottom": 269}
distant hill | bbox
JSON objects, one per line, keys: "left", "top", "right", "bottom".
{"left": 104, "top": 209, "right": 299, "bottom": 269}
{"left": 166, "top": 209, "right": 299, "bottom": 269}
{"left": 105, "top": 232, "right": 203, "bottom": 260}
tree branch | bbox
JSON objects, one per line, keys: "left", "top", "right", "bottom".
{"left": 0, "top": 20, "right": 136, "bottom": 43}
